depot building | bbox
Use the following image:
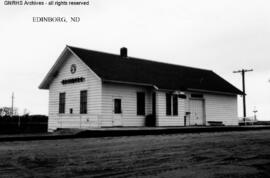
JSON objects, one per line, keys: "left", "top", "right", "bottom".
{"left": 39, "top": 46, "right": 242, "bottom": 130}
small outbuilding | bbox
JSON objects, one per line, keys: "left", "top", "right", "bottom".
{"left": 39, "top": 46, "right": 242, "bottom": 130}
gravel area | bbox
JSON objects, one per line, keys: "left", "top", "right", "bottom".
{"left": 0, "top": 130, "right": 269, "bottom": 177}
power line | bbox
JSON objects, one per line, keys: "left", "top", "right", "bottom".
{"left": 233, "top": 69, "right": 253, "bottom": 125}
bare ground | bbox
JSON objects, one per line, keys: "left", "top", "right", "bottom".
{"left": 0, "top": 130, "right": 270, "bottom": 178}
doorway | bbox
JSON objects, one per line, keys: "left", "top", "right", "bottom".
{"left": 113, "top": 98, "right": 123, "bottom": 126}
{"left": 189, "top": 99, "right": 205, "bottom": 125}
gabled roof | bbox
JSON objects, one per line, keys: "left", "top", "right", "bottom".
{"left": 39, "top": 45, "right": 243, "bottom": 95}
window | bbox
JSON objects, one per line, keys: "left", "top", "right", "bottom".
{"left": 166, "top": 93, "right": 171, "bottom": 116}
{"left": 191, "top": 94, "right": 203, "bottom": 98}
{"left": 114, "top": 99, "right": 122, "bottom": 114}
{"left": 137, "top": 92, "right": 145, "bottom": 115}
{"left": 80, "top": 90, "right": 87, "bottom": 114}
{"left": 59, "top": 92, "right": 65, "bottom": 114}
{"left": 166, "top": 93, "right": 178, "bottom": 116}
{"left": 173, "top": 95, "right": 178, "bottom": 116}
{"left": 178, "top": 94, "right": 187, "bottom": 99}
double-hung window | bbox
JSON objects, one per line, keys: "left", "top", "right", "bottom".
{"left": 173, "top": 95, "right": 178, "bottom": 116}
{"left": 166, "top": 93, "right": 172, "bottom": 115}
{"left": 114, "top": 99, "right": 122, "bottom": 114}
{"left": 166, "top": 93, "right": 178, "bottom": 116}
{"left": 59, "top": 92, "right": 66, "bottom": 114}
{"left": 80, "top": 90, "right": 87, "bottom": 114}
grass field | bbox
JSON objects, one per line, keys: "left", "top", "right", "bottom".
{"left": 0, "top": 130, "right": 270, "bottom": 178}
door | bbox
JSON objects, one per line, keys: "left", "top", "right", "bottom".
{"left": 113, "top": 98, "right": 123, "bottom": 126}
{"left": 190, "top": 99, "right": 204, "bottom": 125}
{"left": 152, "top": 92, "right": 156, "bottom": 116}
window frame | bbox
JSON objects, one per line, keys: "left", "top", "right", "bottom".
{"left": 166, "top": 93, "right": 179, "bottom": 116}
{"left": 80, "top": 90, "right": 88, "bottom": 114}
{"left": 173, "top": 94, "right": 178, "bottom": 116}
{"left": 166, "top": 93, "right": 172, "bottom": 116}
{"left": 114, "top": 98, "right": 122, "bottom": 114}
{"left": 59, "top": 92, "right": 66, "bottom": 114}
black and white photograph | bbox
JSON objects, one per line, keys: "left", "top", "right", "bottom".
{"left": 0, "top": 0, "right": 270, "bottom": 177}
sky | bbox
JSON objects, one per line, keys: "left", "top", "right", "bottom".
{"left": 0, "top": 0, "right": 269, "bottom": 120}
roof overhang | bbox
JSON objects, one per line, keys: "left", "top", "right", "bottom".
{"left": 102, "top": 79, "right": 159, "bottom": 90}
{"left": 187, "top": 88, "right": 242, "bottom": 96}
{"left": 39, "top": 46, "right": 71, "bottom": 89}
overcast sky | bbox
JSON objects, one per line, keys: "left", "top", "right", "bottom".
{"left": 0, "top": 0, "right": 269, "bottom": 120}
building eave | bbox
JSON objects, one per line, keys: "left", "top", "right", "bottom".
{"left": 187, "top": 88, "right": 242, "bottom": 96}
{"left": 39, "top": 45, "right": 102, "bottom": 90}
{"left": 39, "top": 46, "right": 70, "bottom": 89}
{"left": 102, "top": 79, "right": 159, "bottom": 90}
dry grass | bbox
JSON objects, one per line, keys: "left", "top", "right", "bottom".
{"left": 0, "top": 130, "right": 270, "bottom": 177}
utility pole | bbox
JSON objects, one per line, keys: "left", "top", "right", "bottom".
{"left": 11, "top": 92, "right": 14, "bottom": 116}
{"left": 233, "top": 69, "right": 253, "bottom": 125}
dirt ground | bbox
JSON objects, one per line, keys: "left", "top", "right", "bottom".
{"left": 0, "top": 130, "right": 270, "bottom": 178}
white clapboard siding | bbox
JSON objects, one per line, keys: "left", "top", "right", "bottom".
{"left": 156, "top": 91, "right": 185, "bottom": 126}
{"left": 50, "top": 114, "right": 100, "bottom": 129}
{"left": 48, "top": 51, "right": 102, "bottom": 130}
{"left": 204, "top": 94, "right": 238, "bottom": 125}
{"left": 101, "top": 83, "right": 152, "bottom": 127}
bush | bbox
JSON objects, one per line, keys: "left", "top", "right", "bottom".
{"left": 0, "top": 115, "right": 48, "bottom": 134}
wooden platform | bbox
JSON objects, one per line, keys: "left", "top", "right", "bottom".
{"left": 1, "top": 125, "right": 270, "bottom": 142}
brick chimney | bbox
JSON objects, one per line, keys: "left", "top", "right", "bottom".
{"left": 120, "top": 47, "right": 128, "bottom": 58}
